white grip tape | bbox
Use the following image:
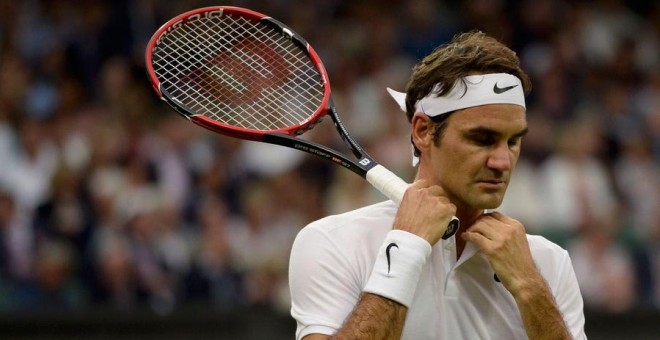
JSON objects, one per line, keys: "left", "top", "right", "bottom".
{"left": 365, "top": 164, "right": 409, "bottom": 204}
{"left": 363, "top": 230, "right": 432, "bottom": 308}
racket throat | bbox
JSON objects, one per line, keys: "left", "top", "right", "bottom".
{"left": 262, "top": 133, "right": 376, "bottom": 177}
{"left": 326, "top": 101, "right": 366, "bottom": 160}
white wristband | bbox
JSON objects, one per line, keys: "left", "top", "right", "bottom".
{"left": 363, "top": 230, "right": 432, "bottom": 308}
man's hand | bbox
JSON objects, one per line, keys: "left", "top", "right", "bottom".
{"left": 462, "top": 211, "right": 572, "bottom": 340}
{"left": 393, "top": 179, "right": 456, "bottom": 246}
{"left": 460, "top": 211, "right": 537, "bottom": 296}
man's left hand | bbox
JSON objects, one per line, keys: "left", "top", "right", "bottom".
{"left": 461, "top": 211, "right": 540, "bottom": 297}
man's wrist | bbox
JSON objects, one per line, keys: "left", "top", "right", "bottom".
{"left": 509, "top": 271, "right": 548, "bottom": 303}
{"left": 363, "top": 230, "right": 432, "bottom": 308}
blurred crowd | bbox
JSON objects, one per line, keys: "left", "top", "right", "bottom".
{"left": 0, "top": 0, "right": 658, "bottom": 317}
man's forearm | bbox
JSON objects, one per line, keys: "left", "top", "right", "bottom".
{"left": 331, "top": 293, "right": 407, "bottom": 340}
{"left": 514, "top": 275, "right": 571, "bottom": 340}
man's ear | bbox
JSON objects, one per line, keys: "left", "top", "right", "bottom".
{"left": 411, "top": 113, "right": 434, "bottom": 153}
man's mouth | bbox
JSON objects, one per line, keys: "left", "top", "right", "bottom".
{"left": 476, "top": 179, "right": 507, "bottom": 189}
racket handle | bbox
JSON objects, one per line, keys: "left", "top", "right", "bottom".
{"left": 365, "top": 164, "right": 459, "bottom": 240}
{"left": 365, "top": 164, "right": 408, "bottom": 204}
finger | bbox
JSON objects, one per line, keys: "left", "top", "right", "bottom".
{"left": 404, "top": 179, "right": 429, "bottom": 199}
{"left": 467, "top": 218, "right": 501, "bottom": 240}
{"left": 485, "top": 211, "right": 526, "bottom": 234}
{"left": 408, "top": 181, "right": 450, "bottom": 201}
{"left": 461, "top": 231, "right": 493, "bottom": 252}
{"left": 410, "top": 178, "right": 430, "bottom": 189}
{"left": 486, "top": 211, "right": 517, "bottom": 224}
{"left": 423, "top": 186, "right": 451, "bottom": 201}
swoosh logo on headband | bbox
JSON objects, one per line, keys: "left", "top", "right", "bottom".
{"left": 493, "top": 83, "right": 518, "bottom": 94}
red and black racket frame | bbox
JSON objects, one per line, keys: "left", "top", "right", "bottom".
{"left": 146, "top": 6, "right": 459, "bottom": 241}
{"left": 146, "top": 6, "right": 379, "bottom": 179}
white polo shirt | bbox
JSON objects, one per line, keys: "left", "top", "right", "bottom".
{"left": 289, "top": 201, "right": 586, "bottom": 339}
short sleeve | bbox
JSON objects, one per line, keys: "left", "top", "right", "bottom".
{"left": 288, "top": 224, "right": 363, "bottom": 340}
{"left": 554, "top": 250, "right": 588, "bottom": 340}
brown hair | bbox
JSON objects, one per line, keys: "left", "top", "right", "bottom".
{"left": 405, "top": 30, "right": 531, "bottom": 123}
{"left": 404, "top": 31, "right": 531, "bottom": 156}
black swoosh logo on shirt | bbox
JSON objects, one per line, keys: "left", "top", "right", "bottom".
{"left": 386, "top": 243, "right": 399, "bottom": 274}
{"left": 493, "top": 83, "right": 518, "bottom": 94}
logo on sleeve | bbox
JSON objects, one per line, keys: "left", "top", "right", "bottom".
{"left": 493, "top": 83, "right": 518, "bottom": 94}
{"left": 386, "top": 243, "right": 399, "bottom": 274}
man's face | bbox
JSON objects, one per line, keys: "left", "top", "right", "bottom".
{"left": 422, "top": 104, "right": 527, "bottom": 211}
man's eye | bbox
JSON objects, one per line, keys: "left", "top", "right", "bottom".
{"left": 508, "top": 137, "right": 522, "bottom": 147}
{"left": 472, "top": 136, "right": 495, "bottom": 146}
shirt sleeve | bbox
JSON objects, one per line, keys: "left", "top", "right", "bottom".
{"left": 288, "top": 224, "right": 363, "bottom": 340}
{"left": 555, "top": 249, "right": 588, "bottom": 340}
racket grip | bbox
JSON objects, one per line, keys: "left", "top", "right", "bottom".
{"left": 365, "top": 164, "right": 409, "bottom": 204}
{"left": 365, "top": 164, "right": 459, "bottom": 240}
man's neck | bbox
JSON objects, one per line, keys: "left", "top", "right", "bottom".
{"left": 454, "top": 208, "right": 484, "bottom": 259}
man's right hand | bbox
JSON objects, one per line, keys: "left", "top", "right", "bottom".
{"left": 393, "top": 179, "right": 457, "bottom": 246}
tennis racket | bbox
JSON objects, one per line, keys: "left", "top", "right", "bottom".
{"left": 145, "top": 6, "right": 458, "bottom": 239}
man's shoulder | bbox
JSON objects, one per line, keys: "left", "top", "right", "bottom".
{"left": 527, "top": 234, "right": 566, "bottom": 251}
{"left": 303, "top": 200, "right": 398, "bottom": 237}
{"left": 526, "top": 234, "right": 570, "bottom": 262}
{"left": 290, "top": 200, "right": 397, "bottom": 267}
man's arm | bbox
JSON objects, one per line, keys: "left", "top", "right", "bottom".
{"left": 304, "top": 293, "right": 407, "bottom": 340}
{"left": 462, "top": 212, "right": 571, "bottom": 340}
{"left": 294, "top": 180, "right": 456, "bottom": 339}
{"left": 511, "top": 272, "right": 571, "bottom": 339}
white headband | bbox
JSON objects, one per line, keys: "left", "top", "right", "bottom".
{"left": 387, "top": 73, "right": 526, "bottom": 166}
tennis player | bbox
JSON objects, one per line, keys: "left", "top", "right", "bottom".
{"left": 289, "top": 31, "right": 586, "bottom": 339}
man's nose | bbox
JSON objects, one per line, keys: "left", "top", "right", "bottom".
{"left": 486, "top": 144, "right": 512, "bottom": 171}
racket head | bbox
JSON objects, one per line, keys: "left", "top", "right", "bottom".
{"left": 145, "top": 6, "right": 331, "bottom": 141}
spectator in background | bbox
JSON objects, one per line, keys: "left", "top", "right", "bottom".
{"left": 0, "top": 188, "right": 34, "bottom": 309}
{"left": 32, "top": 164, "right": 95, "bottom": 295}
{"left": 91, "top": 230, "right": 135, "bottom": 309}
{"left": 23, "top": 239, "right": 87, "bottom": 310}
{"left": 614, "top": 133, "right": 660, "bottom": 305}
{"left": 229, "top": 178, "right": 301, "bottom": 312}
{"left": 567, "top": 212, "right": 637, "bottom": 313}
{"left": 633, "top": 69, "right": 660, "bottom": 163}
{"left": 153, "top": 203, "right": 195, "bottom": 304}
{"left": 498, "top": 112, "right": 555, "bottom": 233}
{"left": 538, "top": 115, "right": 619, "bottom": 245}
{"left": 126, "top": 209, "right": 176, "bottom": 315}
{"left": 186, "top": 195, "right": 244, "bottom": 310}
{"left": 1, "top": 118, "right": 58, "bottom": 213}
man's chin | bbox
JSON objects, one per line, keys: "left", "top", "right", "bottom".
{"left": 471, "top": 193, "right": 505, "bottom": 210}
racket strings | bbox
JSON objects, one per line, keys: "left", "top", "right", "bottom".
{"left": 153, "top": 13, "right": 325, "bottom": 131}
